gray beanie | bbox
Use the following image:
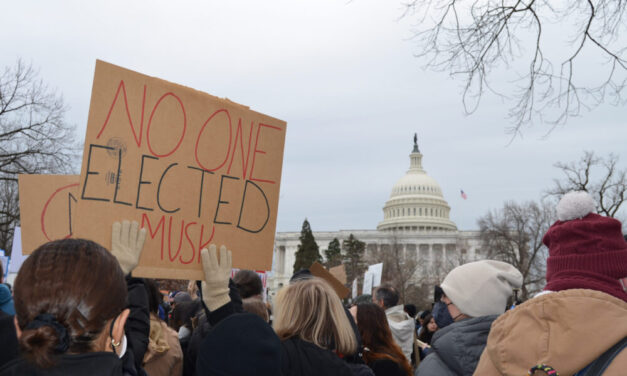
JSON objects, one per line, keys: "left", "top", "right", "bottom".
{"left": 440, "top": 260, "right": 522, "bottom": 317}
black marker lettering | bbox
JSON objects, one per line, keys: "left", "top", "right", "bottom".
{"left": 113, "top": 148, "right": 132, "bottom": 206}
{"left": 157, "top": 163, "right": 180, "bottom": 213}
{"left": 187, "top": 166, "right": 214, "bottom": 218}
{"left": 81, "top": 144, "right": 114, "bottom": 202}
{"left": 136, "top": 154, "right": 159, "bottom": 211}
{"left": 214, "top": 175, "right": 240, "bottom": 225}
{"left": 237, "top": 180, "right": 270, "bottom": 233}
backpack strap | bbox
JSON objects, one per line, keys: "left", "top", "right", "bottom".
{"left": 577, "top": 337, "right": 627, "bottom": 376}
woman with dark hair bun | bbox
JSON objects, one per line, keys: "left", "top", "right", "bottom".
{"left": 350, "top": 303, "right": 412, "bottom": 376}
{"left": 0, "top": 221, "right": 149, "bottom": 376}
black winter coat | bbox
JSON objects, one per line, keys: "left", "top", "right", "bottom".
{"left": 0, "top": 352, "right": 125, "bottom": 376}
{"left": 369, "top": 358, "right": 407, "bottom": 376}
{"left": 0, "top": 311, "right": 18, "bottom": 368}
{"left": 281, "top": 337, "right": 353, "bottom": 376}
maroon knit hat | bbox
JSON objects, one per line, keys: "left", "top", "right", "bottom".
{"left": 542, "top": 191, "right": 627, "bottom": 302}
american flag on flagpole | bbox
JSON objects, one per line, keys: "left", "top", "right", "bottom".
{"left": 460, "top": 189, "right": 468, "bottom": 200}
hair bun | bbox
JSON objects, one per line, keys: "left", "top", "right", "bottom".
{"left": 19, "top": 325, "right": 60, "bottom": 368}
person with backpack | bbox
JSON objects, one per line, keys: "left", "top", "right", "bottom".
{"left": 474, "top": 191, "right": 627, "bottom": 376}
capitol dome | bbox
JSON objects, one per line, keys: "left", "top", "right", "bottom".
{"left": 377, "top": 136, "right": 457, "bottom": 232}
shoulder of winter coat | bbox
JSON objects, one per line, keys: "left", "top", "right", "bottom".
{"left": 477, "top": 289, "right": 627, "bottom": 376}
{"left": 427, "top": 315, "right": 497, "bottom": 376}
{"left": 369, "top": 358, "right": 406, "bottom": 376}
{"left": 0, "top": 352, "right": 123, "bottom": 376}
{"left": 414, "top": 351, "right": 457, "bottom": 376}
{"left": 280, "top": 337, "right": 353, "bottom": 376}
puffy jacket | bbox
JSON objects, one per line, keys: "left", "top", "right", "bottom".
{"left": 473, "top": 289, "right": 627, "bottom": 376}
{"left": 415, "top": 315, "right": 497, "bottom": 376}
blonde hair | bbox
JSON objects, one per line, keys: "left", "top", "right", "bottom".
{"left": 273, "top": 278, "right": 357, "bottom": 355}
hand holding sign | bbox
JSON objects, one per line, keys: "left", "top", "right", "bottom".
{"left": 111, "top": 220, "right": 147, "bottom": 275}
{"left": 201, "top": 244, "right": 232, "bottom": 311}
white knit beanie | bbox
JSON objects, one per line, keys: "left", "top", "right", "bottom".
{"left": 440, "top": 260, "right": 523, "bottom": 317}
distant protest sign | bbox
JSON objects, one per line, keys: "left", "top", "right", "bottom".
{"left": 310, "top": 262, "right": 350, "bottom": 299}
{"left": 18, "top": 175, "right": 79, "bottom": 254}
{"left": 9, "top": 227, "right": 28, "bottom": 273}
{"left": 367, "top": 262, "right": 383, "bottom": 287}
{"left": 75, "top": 61, "right": 287, "bottom": 280}
{"left": 329, "top": 264, "right": 347, "bottom": 285}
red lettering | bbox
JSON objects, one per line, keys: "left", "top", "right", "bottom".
{"left": 197, "top": 225, "right": 216, "bottom": 263}
{"left": 40, "top": 183, "right": 80, "bottom": 241}
{"left": 226, "top": 119, "right": 254, "bottom": 179}
{"left": 146, "top": 93, "right": 187, "bottom": 157}
{"left": 194, "top": 109, "right": 232, "bottom": 172}
{"left": 141, "top": 213, "right": 165, "bottom": 260}
{"left": 180, "top": 222, "right": 197, "bottom": 264}
{"left": 167, "top": 216, "right": 185, "bottom": 262}
{"left": 96, "top": 80, "right": 146, "bottom": 148}
{"left": 249, "top": 123, "right": 282, "bottom": 184}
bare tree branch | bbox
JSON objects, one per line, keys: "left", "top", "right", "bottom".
{"left": 546, "top": 150, "right": 627, "bottom": 218}
{"left": 404, "top": 0, "right": 627, "bottom": 134}
{"left": 0, "top": 59, "right": 80, "bottom": 253}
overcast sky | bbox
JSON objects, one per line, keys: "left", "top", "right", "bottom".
{"left": 3, "top": 0, "right": 626, "bottom": 234}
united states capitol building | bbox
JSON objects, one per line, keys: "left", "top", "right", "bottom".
{"left": 268, "top": 137, "right": 484, "bottom": 290}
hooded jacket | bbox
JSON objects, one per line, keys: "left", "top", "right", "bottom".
{"left": 473, "top": 289, "right": 627, "bottom": 376}
{"left": 385, "top": 305, "right": 415, "bottom": 362}
{"left": 415, "top": 315, "right": 497, "bottom": 376}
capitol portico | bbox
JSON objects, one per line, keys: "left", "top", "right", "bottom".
{"left": 269, "top": 136, "right": 483, "bottom": 290}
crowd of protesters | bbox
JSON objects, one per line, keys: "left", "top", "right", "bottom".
{"left": 0, "top": 190, "right": 625, "bottom": 376}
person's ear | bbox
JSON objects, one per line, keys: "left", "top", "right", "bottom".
{"left": 14, "top": 316, "right": 22, "bottom": 338}
{"left": 111, "top": 309, "right": 130, "bottom": 345}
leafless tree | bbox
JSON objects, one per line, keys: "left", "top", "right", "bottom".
{"left": 478, "top": 200, "right": 554, "bottom": 299}
{"left": 0, "top": 60, "right": 79, "bottom": 253}
{"left": 547, "top": 151, "right": 627, "bottom": 217}
{"left": 367, "top": 232, "right": 421, "bottom": 304}
{"left": 409, "top": 244, "right": 469, "bottom": 308}
{"left": 403, "top": 0, "right": 627, "bottom": 133}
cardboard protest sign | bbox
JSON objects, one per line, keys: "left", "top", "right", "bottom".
{"left": 76, "top": 61, "right": 287, "bottom": 280}
{"left": 329, "top": 264, "right": 347, "bottom": 285}
{"left": 18, "top": 175, "right": 80, "bottom": 254}
{"left": 310, "top": 262, "right": 350, "bottom": 299}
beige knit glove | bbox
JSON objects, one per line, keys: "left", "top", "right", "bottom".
{"left": 200, "top": 244, "right": 232, "bottom": 311}
{"left": 111, "top": 220, "right": 147, "bottom": 275}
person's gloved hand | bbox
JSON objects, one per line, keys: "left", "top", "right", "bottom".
{"left": 200, "top": 244, "right": 232, "bottom": 311}
{"left": 111, "top": 220, "right": 147, "bottom": 275}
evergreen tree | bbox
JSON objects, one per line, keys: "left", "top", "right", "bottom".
{"left": 293, "top": 219, "right": 322, "bottom": 273}
{"left": 342, "top": 234, "right": 367, "bottom": 285}
{"left": 324, "top": 238, "right": 342, "bottom": 268}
